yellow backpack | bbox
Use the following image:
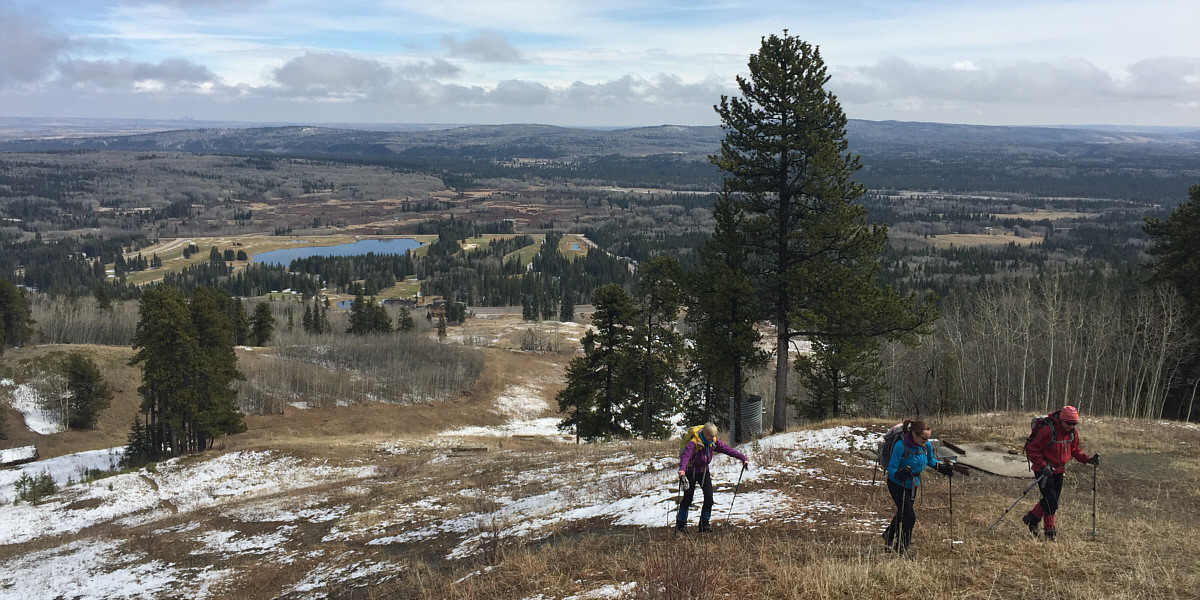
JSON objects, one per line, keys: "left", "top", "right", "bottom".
{"left": 679, "top": 425, "right": 715, "bottom": 450}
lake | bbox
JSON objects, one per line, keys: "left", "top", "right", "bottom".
{"left": 251, "top": 238, "right": 423, "bottom": 266}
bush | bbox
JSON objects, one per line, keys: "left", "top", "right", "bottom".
{"left": 14, "top": 472, "right": 58, "bottom": 504}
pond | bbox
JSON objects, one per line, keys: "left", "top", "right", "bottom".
{"left": 251, "top": 238, "right": 423, "bottom": 266}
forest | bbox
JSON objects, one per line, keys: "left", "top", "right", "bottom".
{"left": 2, "top": 95, "right": 1199, "bottom": 459}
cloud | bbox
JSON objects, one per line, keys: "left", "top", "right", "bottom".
{"left": 834, "top": 56, "right": 1200, "bottom": 109}
{"left": 0, "top": 11, "right": 70, "bottom": 84}
{"left": 56, "top": 58, "right": 222, "bottom": 91}
{"left": 486, "top": 80, "right": 552, "bottom": 106}
{"left": 1123, "top": 56, "right": 1200, "bottom": 100}
{"left": 271, "top": 53, "right": 394, "bottom": 97}
{"left": 440, "top": 31, "right": 523, "bottom": 63}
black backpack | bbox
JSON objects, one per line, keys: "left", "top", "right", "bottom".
{"left": 1025, "top": 410, "right": 1074, "bottom": 455}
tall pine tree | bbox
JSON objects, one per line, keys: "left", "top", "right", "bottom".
{"left": 712, "top": 31, "right": 933, "bottom": 430}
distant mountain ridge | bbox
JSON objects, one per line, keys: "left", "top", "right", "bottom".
{"left": 2, "top": 119, "right": 1197, "bottom": 161}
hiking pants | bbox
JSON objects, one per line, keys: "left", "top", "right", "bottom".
{"left": 884, "top": 478, "right": 916, "bottom": 549}
{"left": 677, "top": 470, "right": 714, "bottom": 527}
{"left": 1036, "top": 472, "right": 1065, "bottom": 516}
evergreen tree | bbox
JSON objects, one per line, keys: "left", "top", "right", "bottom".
{"left": 396, "top": 306, "right": 415, "bottom": 332}
{"left": 711, "top": 31, "right": 933, "bottom": 431}
{"left": 559, "top": 290, "right": 575, "bottom": 323}
{"left": 683, "top": 193, "right": 769, "bottom": 441}
{"left": 347, "top": 292, "right": 392, "bottom": 334}
{"left": 62, "top": 352, "right": 113, "bottom": 429}
{"left": 120, "top": 416, "right": 155, "bottom": 468}
{"left": 556, "top": 284, "right": 638, "bottom": 440}
{"left": 94, "top": 282, "right": 113, "bottom": 310}
{"left": 189, "top": 287, "right": 247, "bottom": 450}
{"left": 0, "top": 278, "right": 35, "bottom": 358}
{"left": 1144, "top": 184, "right": 1200, "bottom": 420}
{"left": 249, "top": 302, "right": 275, "bottom": 346}
{"left": 130, "top": 285, "right": 245, "bottom": 458}
{"left": 302, "top": 302, "right": 315, "bottom": 333}
{"left": 130, "top": 285, "right": 202, "bottom": 457}
{"left": 437, "top": 314, "right": 448, "bottom": 342}
{"left": 220, "top": 292, "right": 250, "bottom": 346}
{"left": 629, "top": 256, "right": 685, "bottom": 439}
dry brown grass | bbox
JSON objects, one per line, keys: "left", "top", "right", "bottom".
{"left": 930, "top": 232, "right": 1043, "bottom": 249}
{"left": 364, "top": 415, "right": 1200, "bottom": 600}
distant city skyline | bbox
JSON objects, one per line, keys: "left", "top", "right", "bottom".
{"left": 2, "top": 1, "right": 1197, "bottom": 128}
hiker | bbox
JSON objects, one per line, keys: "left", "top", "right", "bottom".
{"left": 883, "top": 419, "right": 964, "bottom": 555}
{"left": 676, "top": 423, "right": 748, "bottom": 533}
{"left": 1022, "top": 405, "right": 1100, "bottom": 540}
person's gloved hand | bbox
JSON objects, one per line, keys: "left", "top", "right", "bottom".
{"left": 895, "top": 467, "right": 913, "bottom": 482}
{"left": 742, "top": 460, "right": 749, "bottom": 471}
{"left": 936, "top": 462, "right": 954, "bottom": 478}
{"left": 1087, "top": 454, "right": 1100, "bottom": 466}
{"left": 1038, "top": 465, "right": 1053, "bottom": 480}
{"left": 678, "top": 472, "right": 690, "bottom": 490}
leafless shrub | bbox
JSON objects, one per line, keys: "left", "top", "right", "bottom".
{"left": 236, "top": 332, "right": 484, "bottom": 415}
{"left": 634, "top": 539, "right": 716, "bottom": 600}
{"left": 30, "top": 295, "right": 139, "bottom": 346}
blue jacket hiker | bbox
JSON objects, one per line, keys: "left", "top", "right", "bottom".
{"left": 882, "top": 419, "right": 966, "bottom": 555}
{"left": 676, "top": 423, "right": 748, "bottom": 533}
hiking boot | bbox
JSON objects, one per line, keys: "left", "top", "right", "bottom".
{"left": 698, "top": 521, "right": 712, "bottom": 533}
{"left": 1044, "top": 529, "right": 1057, "bottom": 541}
{"left": 1022, "top": 512, "right": 1041, "bottom": 538}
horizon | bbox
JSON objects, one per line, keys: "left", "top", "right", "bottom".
{"left": 2, "top": 115, "right": 1197, "bottom": 138}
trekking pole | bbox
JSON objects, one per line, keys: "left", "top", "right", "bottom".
{"left": 726, "top": 463, "right": 747, "bottom": 522}
{"left": 988, "top": 475, "right": 1045, "bottom": 531}
{"left": 948, "top": 470, "right": 955, "bottom": 550}
{"left": 1090, "top": 462, "right": 1099, "bottom": 539}
{"left": 669, "top": 474, "right": 684, "bottom": 530}
{"left": 897, "top": 482, "right": 910, "bottom": 554}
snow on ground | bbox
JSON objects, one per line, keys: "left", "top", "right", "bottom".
{"left": 2, "top": 379, "right": 64, "bottom": 435}
{"left": 372, "top": 424, "right": 887, "bottom": 561}
{"left": 0, "top": 423, "right": 889, "bottom": 598}
{"left": 0, "top": 450, "right": 376, "bottom": 545}
{"left": 0, "top": 538, "right": 231, "bottom": 600}
{"left": 0, "top": 447, "right": 123, "bottom": 503}
{"left": 437, "top": 383, "right": 574, "bottom": 441}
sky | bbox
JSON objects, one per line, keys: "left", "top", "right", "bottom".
{"left": 1, "top": 0, "right": 1198, "bottom": 128}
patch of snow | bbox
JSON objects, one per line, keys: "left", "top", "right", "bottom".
{"left": 7, "top": 383, "right": 64, "bottom": 435}
{"left": 564, "top": 582, "right": 639, "bottom": 599}
{"left": 493, "top": 384, "right": 548, "bottom": 417}
{"left": 0, "top": 450, "right": 375, "bottom": 545}
{"left": 191, "top": 527, "right": 294, "bottom": 556}
{"left": 0, "top": 538, "right": 180, "bottom": 600}
{"left": 287, "top": 553, "right": 403, "bottom": 598}
{"left": 0, "top": 446, "right": 123, "bottom": 503}
{"left": 439, "top": 417, "right": 567, "bottom": 439}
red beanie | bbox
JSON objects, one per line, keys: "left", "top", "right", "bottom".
{"left": 1059, "top": 405, "right": 1079, "bottom": 422}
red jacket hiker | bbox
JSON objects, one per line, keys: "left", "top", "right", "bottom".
{"left": 1026, "top": 413, "right": 1091, "bottom": 474}
{"left": 1022, "top": 405, "right": 1099, "bottom": 540}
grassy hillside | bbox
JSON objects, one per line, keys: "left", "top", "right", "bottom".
{"left": 0, "top": 408, "right": 1195, "bottom": 599}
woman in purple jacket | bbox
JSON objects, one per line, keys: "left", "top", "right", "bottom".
{"left": 676, "top": 423, "right": 749, "bottom": 533}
